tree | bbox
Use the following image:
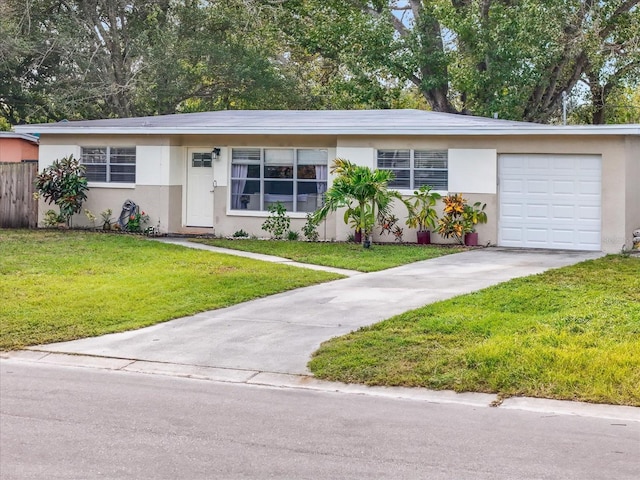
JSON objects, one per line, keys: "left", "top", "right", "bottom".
{"left": 0, "top": 0, "right": 313, "bottom": 125}
{"left": 313, "top": 158, "right": 402, "bottom": 247}
{"left": 34, "top": 155, "right": 89, "bottom": 227}
{"left": 278, "top": 1, "right": 640, "bottom": 123}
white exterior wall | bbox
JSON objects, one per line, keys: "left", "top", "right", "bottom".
{"left": 39, "top": 144, "right": 80, "bottom": 171}
{"left": 448, "top": 149, "right": 497, "bottom": 194}
{"left": 137, "top": 146, "right": 171, "bottom": 185}
{"left": 335, "top": 147, "right": 374, "bottom": 167}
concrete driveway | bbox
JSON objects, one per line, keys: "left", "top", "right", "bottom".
{"left": 30, "top": 246, "right": 602, "bottom": 375}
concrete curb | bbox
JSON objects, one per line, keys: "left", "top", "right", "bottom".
{"left": 3, "top": 350, "right": 638, "bottom": 424}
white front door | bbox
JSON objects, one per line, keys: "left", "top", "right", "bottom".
{"left": 186, "top": 149, "right": 215, "bottom": 227}
{"left": 498, "top": 154, "right": 601, "bottom": 251}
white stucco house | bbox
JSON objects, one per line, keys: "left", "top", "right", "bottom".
{"left": 14, "top": 109, "right": 639, "bottom": 253}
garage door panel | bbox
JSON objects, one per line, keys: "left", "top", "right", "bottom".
{"left": 553, "top": 180, "right": 576, "bottom": 194}
{"left": 526, "top": 156, "right": 552, "bottom": 170}
{"left": 579, "top": 180, "right": 600, "bottom": 195}
{"left": 552, "top": 204, "right": 575, "bottom": 219}
{"left": 527, "top": 180, "right": 549, "bottom": 193}
{"left": 578, "top": 205, "right": 600, "bottom": 221}
{"left": 526, "top": 228, "right": 549, "bottom": 243}
{"left": 501, "top": 203, "right": 524, "bottom": 219}
{"left": 502, "top": 179, "right": 524, "bottom": 193}
{"left": 501, "top": 227, "right": 523, "bottom": 243}
{"left": 499, "top": 154, "right": 601, "bottom": 251}
{"left": 527, "top": 204, "right": 549, "bottom": 218}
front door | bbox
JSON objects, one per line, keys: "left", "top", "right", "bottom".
{"left": 186, "top": 149, "right": 215, "bottom": 227}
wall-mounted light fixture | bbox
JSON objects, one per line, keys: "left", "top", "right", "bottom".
{"left": 211, "top": 147, "right": 221, "bottom": 160}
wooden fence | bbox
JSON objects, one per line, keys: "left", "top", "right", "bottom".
{"left": 0, "top": 162, "right": 38, "bottom": 228}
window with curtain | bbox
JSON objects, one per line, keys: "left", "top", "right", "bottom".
{"left": 230, "top": 148, "right": 328, "bottom": 212}
{"left": 80, "top": 146, "right": 136, "bottom": 183}
{"left": 377, "top": 149, "right": 448, "bottom": 191}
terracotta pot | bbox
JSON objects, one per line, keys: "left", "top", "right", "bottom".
{"left": 416, "top": 230, "right": 431, "bottom": 245}
{"left": 464, "top": 232, "right": 479, "bottom": 246}
{"left": 354, "top": 230, "right": 362, "bottom": 243}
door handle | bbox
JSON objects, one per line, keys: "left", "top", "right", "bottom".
{"left": 210, "top": 180, "right": 217, "bottom": 193}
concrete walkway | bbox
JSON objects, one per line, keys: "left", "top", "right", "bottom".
{"left": 28, "top": 245, "right": 603, "bottom": 375}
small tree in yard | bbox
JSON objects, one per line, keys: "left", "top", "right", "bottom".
{"left": 34, "top": 155, "right": 89, "bottom": 227}
{"left": 314, "top": 158, "right": 401, "bottom": 247}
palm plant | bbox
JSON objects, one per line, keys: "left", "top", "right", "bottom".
{"left": 405, "top": 185, "right": 441, "bottom": 231}
{"left": 314, "top": 158, "right": 401, "bottom": 247}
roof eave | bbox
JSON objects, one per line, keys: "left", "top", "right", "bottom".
{"left": 14, "top": 125, "right": 640, "bottom": 136}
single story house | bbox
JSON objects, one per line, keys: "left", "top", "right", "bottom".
{"left": 14, "top": 110, "right": 639, "bottom": 253}
{"left": 0, "top": 132, "right": 39, "bottom": 163}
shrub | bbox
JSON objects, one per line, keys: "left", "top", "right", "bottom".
{"left": 262, "top": 202, "right": 290, "bottom": 239}
{"left": 302, "top": 213, "right": 320, "bottom": 241}
{"left": 233, "top": 229, "right": 250, "bottom": 238}
{"left": 34, "top": 155, "right": 89, "bottom": 227}
{"left": 287, "top": 230, "right": 300, "bottom": 241}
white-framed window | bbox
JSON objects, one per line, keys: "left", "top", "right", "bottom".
{"left": 377, "top": 149, "right": 448, "bottom": 190}
{"left": 80, "top": 146, "right": 136, "bottom": 183}
{"left": 230, "top": 148, "right": 328, "bottom": 212}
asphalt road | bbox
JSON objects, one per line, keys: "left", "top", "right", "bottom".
{"left": 1, "top": 361, "right": 638, "bottom": 480}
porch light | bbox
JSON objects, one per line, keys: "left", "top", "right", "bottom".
{"left": 211, "top": 147, "right": 221, "bottom": 159}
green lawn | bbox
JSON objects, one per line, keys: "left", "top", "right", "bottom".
{"left": 309, "top": 255, "right": 640, "bottom": 406}
{"left": 193, "top": 239, "right": 462, "bottom": 272}
{"left": 0, "top": 230, "right": 342, "bottom": 350}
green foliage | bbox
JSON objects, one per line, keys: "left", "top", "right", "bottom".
{"left": 309, "top": 256, "right": 640, "bottom": 406}
{"left": 262, "top": 202, "right": 291, "bottom": 239}
{"left": 462, "top": 202, "right": 488, "bottom": 234}
{"left": 436, "top": 194, "right": 467, "bottom": 243}
{"left": 287, "top": 230, "right": 300, "bottom": 241}
{"left": 302, "top": 213, "right": 319, "bottom": 241}
{"left": 0, "top": 0, "right": 312, "bottom": 125}
{"left": 43, "top": 209, "right": 64, "bottom": 227}
{"left": 34, "top": 155, "right": 89, "bottom": 226}
{"left": 195, "top": 238, "right": 461, "bottom": 273}
{"left": 100, "top": 209, "right": 113, "bottom": 230}
{"left": 404, "top": 185, "right": 441, "bottom": 232}
{"left": 435, "top": 194, "right": 487, "bottom": 242}
{"left": 378, "top": 214, "right": 404, "bottom": 243}
{"left": 232, "top": 229, "right": 249, "bottom": 238}
{"left": 125, "top": 209, "right": 149, "bottom": 233}
{"left": 0, "top": 230, "right": 341, "bottom": 349}
{"left": 314, "top": 158, "right": 402, "bottom": 247}
{"left": 343, "top": 204, "right": 374, "bottom": 235}
{"left": 281, "top": 1, "right": 640, "bottom": 123}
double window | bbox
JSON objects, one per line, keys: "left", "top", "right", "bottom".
{"left": 231, "top": 148, "right": 328, "bottom": 212}
{"left": 80, "top": 147, "right": 136, "bottom": 183}
{"left": 377, "top": 149, "right": 448, "bottom": 191}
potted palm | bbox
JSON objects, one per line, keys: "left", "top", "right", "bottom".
{"left": 462, "top": 201, "right": 488, "bottom": 246}
{"left": 344, "top": 204, "right": 374, "bottom": 243}
{"left": 404, "top": 185, "right": 441, "bottom": 244}
{"left": 313, "top": 158, "right": 401, "bottom": 248}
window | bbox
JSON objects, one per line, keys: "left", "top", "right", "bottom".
{"left": 231, "top": 148, "right": 328, "bottom": 212}
{"left": 81, "top": 147, "right": 136, "bottom": 183}
{"left": 377, "top": 149, "right": 448, "bottom": 190}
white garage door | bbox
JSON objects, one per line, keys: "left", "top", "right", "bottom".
{"left": 499, "top": 154, "right": 601, "bottom": 251}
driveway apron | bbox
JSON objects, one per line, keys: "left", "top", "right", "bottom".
{"left": 34, "top": 248, "right": 603, "bottom": 375}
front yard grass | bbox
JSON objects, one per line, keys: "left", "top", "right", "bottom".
{"left": 0, "top": 230, "right": 342, "bottom": 350}
{"left": 193, "top": 238, "right": 462, "bottom": 272}
{"left": 309, "top": 255, "right": 640, "bottom": 406}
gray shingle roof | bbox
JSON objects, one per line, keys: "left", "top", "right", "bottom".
{"left": 13, "top": 109, "right": 640, "bottom": 136}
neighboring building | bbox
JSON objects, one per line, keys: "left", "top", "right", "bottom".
{"left": 0, "top": 132, "right": 39, "bottom": 163}
{"left": 14, "top": 110, "right": 640, "bottom": 253}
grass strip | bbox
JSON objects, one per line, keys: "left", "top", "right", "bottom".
{"left": 309, "top": 255, "right": 640, "bottom": 406}
{"left": 0, "top": 230, "right": 342, "bottom": 349}
{"left": 193, "top": 238, "right": 462, "bottom": 272}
